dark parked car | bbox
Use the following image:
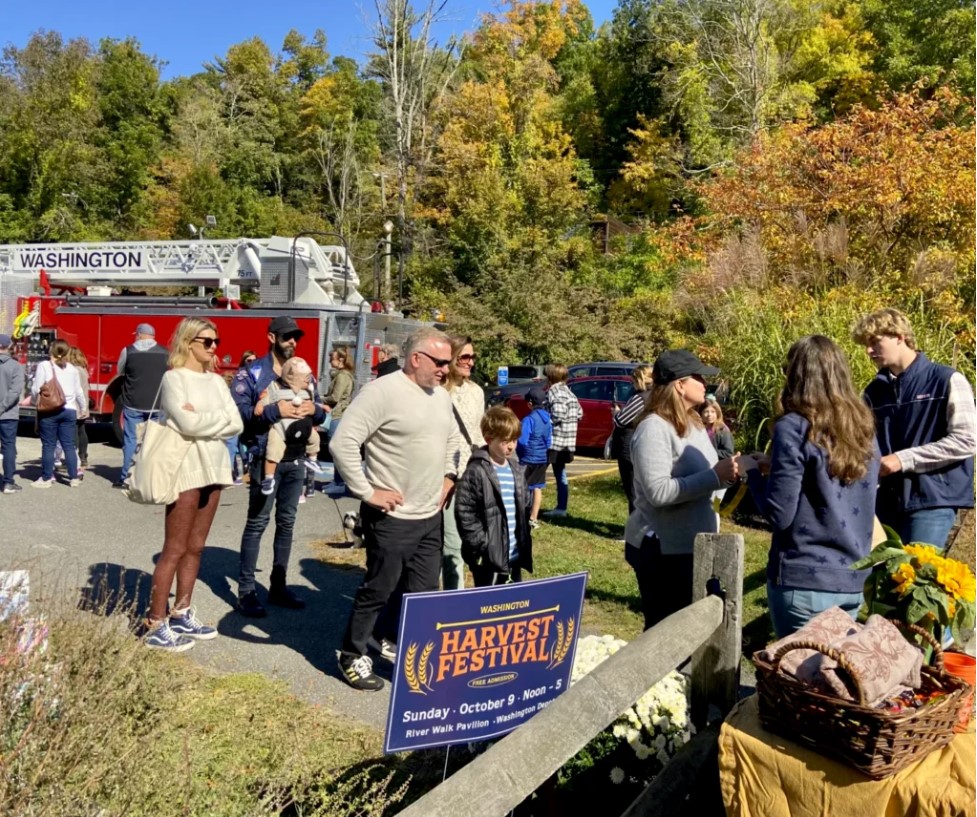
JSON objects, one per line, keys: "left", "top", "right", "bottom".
{"left": 568, "top": 361, "right": 648, "bottom": 380}
{"left": 505, "top": 376, "right": 636, "bottom": 453}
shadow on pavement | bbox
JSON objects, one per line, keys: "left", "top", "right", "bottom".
{"left": 78, "top": 561, "right": 154, "bottom": 626}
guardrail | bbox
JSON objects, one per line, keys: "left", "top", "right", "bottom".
{"left": 397, "top": 532, "right": 745, "bottom": 817}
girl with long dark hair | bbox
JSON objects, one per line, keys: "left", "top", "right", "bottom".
{"left": 742, "top": 335, "right": 880, "bottom": 637}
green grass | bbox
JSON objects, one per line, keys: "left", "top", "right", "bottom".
{"left": 532, "top": 474, "right": 774, "bottom": 656}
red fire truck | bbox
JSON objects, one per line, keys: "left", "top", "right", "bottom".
{"left": 0, "top": 236, "right": 426, "bottom": 440}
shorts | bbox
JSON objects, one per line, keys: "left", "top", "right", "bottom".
{"left": 523, "top": 462, "right": 547, "bottom": 489}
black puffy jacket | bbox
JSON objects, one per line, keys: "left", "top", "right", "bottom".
{"left": 454, "top": 448, "right": 533, "bottom": 574}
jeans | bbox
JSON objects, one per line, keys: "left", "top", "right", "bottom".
{"left": 38, "top": 407, "right": 78, "bottom": 480}
{"left": 551, "top": 449, "right": 573, "bottom": 511}
{"left": 617, "top": 457, "right": 635, "bottom": 515}
{"left": 120, "top": 407, "right": 160, "bottom": 481}
{"left": 238, "top": 458, "right": 305, "bottom": 596}
{"left": 901, "top": 508, "right": 958, "bottom": 551}
{"left": 766, "top": 582, "right": 861, "bottom": 639}
{"left": 441, "top": 494, "right": 465, "bottom": 590}
{"left": 327, "top": 417, "right": 345, "bottom": 488}
{"left": 0, "top": 418, "right": 17, "bottom": 485}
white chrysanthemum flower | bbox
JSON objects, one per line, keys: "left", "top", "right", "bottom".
{"left": 634, "top": 742, "right": 651, "bottom": 760}
{"left": 610, "top": 767, "right": 625, "bottom": 784}
{"left": 612, "top": 723, "right": 628, "bottom": 738}
{"left": 626, "top": 728, "right": 641, "bottom": 745}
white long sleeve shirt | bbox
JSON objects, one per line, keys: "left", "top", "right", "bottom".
{"left": 31, "top": 359, "right": 85, "bottom": 413}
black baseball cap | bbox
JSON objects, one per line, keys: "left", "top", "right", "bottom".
{"left": 268, "top": 316, "right": 304, "bottom": 338}
{"left": 652, "top": 349, "right": 719, "bottom": 385}
{"left": 527, "top": 386, "right": 547, "bottom": 406}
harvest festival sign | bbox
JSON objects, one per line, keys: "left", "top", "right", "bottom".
{"left": 384, "top": 573, "right": 588, "bottom": 753}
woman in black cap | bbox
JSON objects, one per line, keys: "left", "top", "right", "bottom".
{"left": 624, "top": 350, "right": 740, "bottom": 629}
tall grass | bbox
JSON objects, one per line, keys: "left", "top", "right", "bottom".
{"left": 0, "top": 594, "right": 404, "bottom": 817}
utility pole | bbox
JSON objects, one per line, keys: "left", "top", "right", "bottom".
{"left": 382, "top": 220, "right": 393, "bottom": 305}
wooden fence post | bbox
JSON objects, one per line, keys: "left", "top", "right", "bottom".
{"left": 690, "top": 532, "right": 744, "bottom": 729}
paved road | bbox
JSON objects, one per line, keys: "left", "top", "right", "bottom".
{"left": 2, "top": 428, "right": 391, "bottom": 731}
{"left": 1, "top": 427, "right": 618, "bottom": 732}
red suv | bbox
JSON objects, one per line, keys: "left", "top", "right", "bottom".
{"left": 506, "top": 376, "right": 636, "bottom": 451}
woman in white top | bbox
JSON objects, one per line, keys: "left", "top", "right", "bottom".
{"left": 31, "top": 339, "right": 86, "bottom": 487}
{"left": 441, "top": 334, "right": 486, "bottom": 590}
{"left": 144, "top": 317, "right": 243, "bottom": 652}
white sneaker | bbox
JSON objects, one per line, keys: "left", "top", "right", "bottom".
{"left": 68, "top": 478, "right": 82, "bottom": 488}
{"left": 303, "top": 457, "right": 325, "bottom": 474}
{"left": 367, "top": 636, "right": 398, "bottom": 662}
{"left": 297, "top": 493, "right": 307, "bottom": 504}
{"left": 32, "top": 477, "right": 54, "bottom": 488}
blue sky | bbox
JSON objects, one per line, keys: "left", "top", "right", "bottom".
{"left": 5, "top": 0, "right": 618, "bottom": 80}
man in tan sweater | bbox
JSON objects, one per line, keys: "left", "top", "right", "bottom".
{"left": 330, "top": 327, "right": 460, "bottom": 690}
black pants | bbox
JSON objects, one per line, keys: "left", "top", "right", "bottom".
{"left": 625, "top": 536, "right": 693, "bottom": 631}
{"left": 471, "top": 561, "right": 523, "bottom": 587}
{"left": 617, "top": 457, "right": 635, "bottom": 515}
{"left": 75, "top": 419, "right": 89, "bottom": 464}
{"left": 341, "top": 504, "right": 443, "bottom": 658}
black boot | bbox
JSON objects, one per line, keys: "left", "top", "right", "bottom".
{"left": 268, "top": 566, "right": 305, "bottom": 609}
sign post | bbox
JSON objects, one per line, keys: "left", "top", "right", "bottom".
{"left": 384, "top": 573, "right": 587, "bottom": 754}
{"left": 496, "top": 366, "right": 509, "bottom": 386}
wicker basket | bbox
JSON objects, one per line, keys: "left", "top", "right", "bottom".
{"left": 753, "top": 624, "right": 971, "bottom": 779}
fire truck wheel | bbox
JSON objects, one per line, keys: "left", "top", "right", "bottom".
{"left": 111, "top": 401, "right": 124, "bottom": 446}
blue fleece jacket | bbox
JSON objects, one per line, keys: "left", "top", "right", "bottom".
{"left": 746, "top": 412, "right": 881, "bottom": 594}
{"left": 517, "top": 408, "right": 552, "bottom": 465}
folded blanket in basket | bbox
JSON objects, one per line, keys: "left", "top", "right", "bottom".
{"left": 757, "top": 607, "right": 924, "bottom": 707}
{"left": 819, "top": 615, "right": 923, "bottom": 707}
{"left": 757, "top": 607, "right": 860, "bottom": 685}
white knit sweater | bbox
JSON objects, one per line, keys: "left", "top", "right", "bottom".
{"left": 449, "top": 379, "right": 485, "bottom": 474}
{"left": 160, "top": 368, "right": 244, "bottom": 494}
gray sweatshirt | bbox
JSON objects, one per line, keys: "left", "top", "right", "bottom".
{"left": 0, "top": 353, "right": 25, "bottom": 421}
{"left": 625, "top": 414, "right": 723, "bottom": 555}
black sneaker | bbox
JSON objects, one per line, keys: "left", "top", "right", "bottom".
{"left": 268, "top": 584, "right": 306, "bottom": 609}
{"left": 1, "top": 482, "right": 22, "bottom": 494}
{"left": 339, "top": 654, "right": 384, "bottom": 691}
{"left": 112, "top": 481, "right": 127, "bottom": 489}
{"left": 237, "top": 591, "right": 268, "bottom": 618}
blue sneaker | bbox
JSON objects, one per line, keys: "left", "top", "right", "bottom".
{"left": 144, "top": 619, "right": 194, "bottom": 652}
{"left": 169, "top": 607, "right": 218, "bottom": 640}
{"left": 260, "top": 476, "right": 275, "bottom": 495}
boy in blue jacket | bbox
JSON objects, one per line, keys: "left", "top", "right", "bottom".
{"left": 517, "top": 386, "right": 552, "bottom": 528}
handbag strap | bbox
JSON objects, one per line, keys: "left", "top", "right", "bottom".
{"left": 452, "top": 404, "right": 473, "bottom": 447}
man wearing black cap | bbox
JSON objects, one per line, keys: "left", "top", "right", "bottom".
{"left": 232, "top": 316, "right": 326, "bottom": 617}
{"left": 114, "top": 323, "right": 168, "bottom": 488}
{"left": 0, "top": 333, "right": 25, "bottom": 493}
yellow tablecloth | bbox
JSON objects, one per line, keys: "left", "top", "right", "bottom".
{"left": 719, "top": 695, "right": 976, "bottom": 817}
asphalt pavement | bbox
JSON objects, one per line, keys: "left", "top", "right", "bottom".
{"left": 1, "top": 426, "right": 391, "bottom": 731}
{"left": 1, "top": 426, "right": 622, "bottom": 732}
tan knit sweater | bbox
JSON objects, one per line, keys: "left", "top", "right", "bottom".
{"left": 161, "top": 368, "right": 244, "bottom": 494}
{"left": 448, "top": 379, "right": 485, "bottom": 474}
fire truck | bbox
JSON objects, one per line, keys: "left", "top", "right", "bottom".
{"left": 0, "top": 236, "right": 426, "bottom": 440}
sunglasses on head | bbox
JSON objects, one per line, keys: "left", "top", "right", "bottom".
{"left": 417, "top": 350, "right": 452, "bottom": 368}
{"left": 192, "top": 336, "right": 220, "bottom": 349}
{"left": 457, "top": 353, "right": 477, "bottom": 363}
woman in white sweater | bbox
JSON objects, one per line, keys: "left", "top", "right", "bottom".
{"left": 31, "top": 339, "right": 86, "bottom": 487}
{"left": 144, "top": 317, "right": 243, "bottom": 652}
{"left": 441, "top": 334, "right": 485, "bottom": 590}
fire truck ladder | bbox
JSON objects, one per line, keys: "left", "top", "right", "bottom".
{"left": 0, "top": 237, "right": 363, "bottom": 306}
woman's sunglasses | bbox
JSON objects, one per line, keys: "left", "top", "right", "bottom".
{"left": 192, "top": 336, "right": 221, "bottom": 349}
{"left": 456, "top": 353, "right": 477, "bottom": 363}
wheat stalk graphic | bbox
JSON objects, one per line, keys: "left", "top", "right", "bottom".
{"left": 548, "top": 617, "right": 575, "bottom": 669}
{"left": 403, "top": 642, "right": 426, "bottom": 695}
{"left": 417, "top": 642, "right": 435, "bottom": 691}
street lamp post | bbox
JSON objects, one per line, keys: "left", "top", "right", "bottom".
{"left": 382, "top": 220, "right": 394, "bottom": 304}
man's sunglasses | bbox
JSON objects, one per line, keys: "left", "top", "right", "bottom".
{"left": 277, "top": 331, "right": 303, "bottom": 342}
{"left": 417, "top": 350, "right": 452, "bottom": 368}
{"left": 192, "top": 336, "right": 220, "bottom": 349}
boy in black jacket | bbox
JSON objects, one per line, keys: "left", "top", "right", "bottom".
{"left": 455, "top": 406, "right": 533, "bottom": 586}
